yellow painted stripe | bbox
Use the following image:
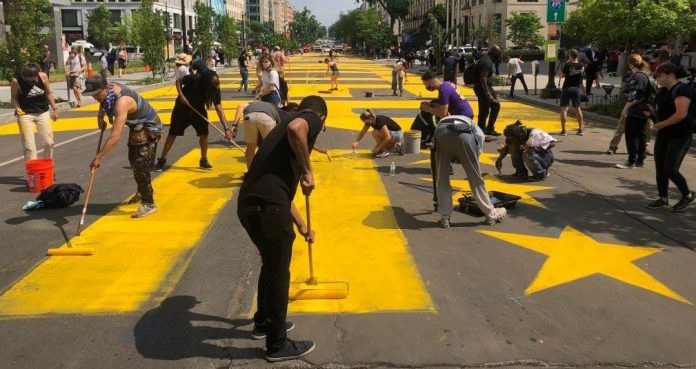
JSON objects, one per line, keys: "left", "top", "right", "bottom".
{"left": 0, "top": 147, "right": 246, "bottom": 316}
{"left": 287, "top": 150, "right": 435, "bottom": 313}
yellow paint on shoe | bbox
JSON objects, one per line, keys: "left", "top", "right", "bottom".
{"left": 287, "top": 150, "right": 434, "bottom": 313}
{"left": 0, "top": 148, "right": 246, "bottom": 316}
{"left": 479, "top": 226, "right": 692, "bottom": 304}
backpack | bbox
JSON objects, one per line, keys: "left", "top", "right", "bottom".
{"left": 36, "top": 183, "right": 84, "bottom": 209}
{"left": 463, "top": 61, "right": 478, "bottom": 85}
{"left": 637, "top": 70, "right": 658, "bottom": 103}
{"left": 669, "top": 82, "right": 696, "bottom": 130}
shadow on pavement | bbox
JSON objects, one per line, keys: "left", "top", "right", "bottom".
{"left": 364, "top": 205, "right": 480, "bottom": 230}
{"left": 134, "top": 296, "right": 259, "bottom": 361}
{"left": 0, "top": 176, "right": 29, "bottom": 193}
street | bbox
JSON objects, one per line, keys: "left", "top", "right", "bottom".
{"left": 0, "top": 54, "right": 695, "bottom": 369}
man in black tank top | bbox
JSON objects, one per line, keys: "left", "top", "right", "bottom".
{"left": 83, "top": 77, "right": 163, "bottom": 218}
{"left": 10, "top": 63, "right": 59, "bottom": 161}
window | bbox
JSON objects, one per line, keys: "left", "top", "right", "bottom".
{"left": 173, "top": 13, "right": 181, "bottom": 29}
{"left": 62, "top": 9, "right": 79, "bottom": 27}
{"left": 494, "top": 13, "right": 502, "bottom": 34}
{"left": 110, "top": 9, "right": 121, "bottom": 24}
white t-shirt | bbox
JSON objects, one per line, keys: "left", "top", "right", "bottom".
{"left": 174, "top": 65, "right": 189, "bottom": 81}
{"left": 261, "top": 69, "right": 280, "bottom": 91}
{"left": 508, "top": 58, "right": 522, "bottom": 75}
{"left": 67, "top": 56, "right": 82, "bottom": 75}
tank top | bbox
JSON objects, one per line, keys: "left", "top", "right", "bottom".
{"left": 17, "top": 76, "right": 49, "bottom": 114}
{"left": 330, "top": 62, "right": 339, "bottom": 72}
{"left": 112, "top": 83, "right": 163, "bottom": 132}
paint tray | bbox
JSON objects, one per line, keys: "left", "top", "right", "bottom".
{"left": 458, "top": 191, "right": 521, "bottom": 216}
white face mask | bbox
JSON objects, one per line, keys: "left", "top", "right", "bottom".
{"left": 262, "top": 62, "right": 271, "bottom": 69}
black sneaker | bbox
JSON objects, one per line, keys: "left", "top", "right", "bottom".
{"left": 199, "top": 158, "right": 213, "bottom": 169}
{"left": 671, "top": 192, "right": 695, "bottom": 213}
{"left": 154, "top": 158, "right": 166, "bottom": 172}
{"left": 251, "top": 321, "right": 295, "bottom": 340}
{"left": 264, "top": 339, "right": 315, "bottom": 362}
{"left": 645, "top": 198, "right": 669, "bottom": 209}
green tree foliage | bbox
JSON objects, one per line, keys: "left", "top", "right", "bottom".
{"left": 355, "top": 0, "right": 412, "bottom": 33}
{"left": 471, "top": 16, "right": 500, "bottom": 48}
{"left": 409, "top": 3, "right": 446, "bottom": 50}
{"left": 505, "top": 12, "right": 544, "bottom": 48}
{"left": 87, "top": 5, "right": 114, "bottom": 49}
{"left": 356, "top": 9, "right": 394, "bottom": 52}
{"left": 0, "top": 0, "right": 53, "bottom": 81}
{"left": 113, "top": 14, "right": 133, "bottom": 46}
{"left": 193, "top": 0, "right": 215, "bottom": 60}
{"left": 329, "top": 9, "right": 361, "bottom": 46}
{"left": 423, "top": 12, "right": 446, "bottom": 69}
{"left": 215, "top": 14, "right": 238, "bottom": 65}
{"left": 290, "top": 7, "right": 324, "bottom": 46}
{"left": 131, "top": 0, "right": 166, "bottom": 76}
{"left": 564, "top": 0, "right": 696, "bottom": 49}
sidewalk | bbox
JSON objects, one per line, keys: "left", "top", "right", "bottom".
{"left": 0, "top": 65, "right": 234, "bottom": 125}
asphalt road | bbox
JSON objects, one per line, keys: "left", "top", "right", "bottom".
{"left": 0, "top": 55, "right": 695, "bottom": 369}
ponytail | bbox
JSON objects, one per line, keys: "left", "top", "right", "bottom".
{"left": 360, "top": 108, "right": 376, "bottom": 122}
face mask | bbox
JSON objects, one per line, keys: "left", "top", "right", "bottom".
{"left": 262, "top": 62, "right": 271, "bottom": 68}
{"left": 426, "top": 85, "right": 435, "bottom": 91}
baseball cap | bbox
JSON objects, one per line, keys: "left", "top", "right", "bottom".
{"left": 82, "top": 77, "right": 108, "bottom": 96}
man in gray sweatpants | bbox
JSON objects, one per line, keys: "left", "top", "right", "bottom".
{"left": 434, "top": 115, "right": 507, "bottom": 228}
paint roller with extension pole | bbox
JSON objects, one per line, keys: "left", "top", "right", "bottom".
{"left": 288, "top": 194, "right": 348, "bottom": 300}
{"left": 47, "top": 128, "right": 106, "bottom": 256}
{"left": 187, "top": 104, "right": 246, "bottom": 154}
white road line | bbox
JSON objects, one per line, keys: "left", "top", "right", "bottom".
{"left": 0, "top": 130, "right": 100, "bottom": 168}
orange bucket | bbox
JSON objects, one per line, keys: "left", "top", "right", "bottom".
{"left": 25, "top": 158, "right": 54, "bottom": 193}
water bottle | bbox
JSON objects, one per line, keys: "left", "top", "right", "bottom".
{"left": 389, "top": 161, "right": 396, "bottom": 176}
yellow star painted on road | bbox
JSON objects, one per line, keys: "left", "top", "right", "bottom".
{"left": 420, "top": 174, "right": 552, "bottom": 208}
{"left": 479, "top": 226, "right": 692, "bottom": 304}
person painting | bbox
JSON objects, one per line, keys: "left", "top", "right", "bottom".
{"left": 155, "top": 64, "right": 229, "bottom": 171}
{"left": 495, "top": 121, "right": 556, "bottom": 181}
{"left": 83, "top": 77, "right": 164, "bottom": 218}
{"left": 11, "top": 63, "right": 59, "bottom": 162}
{"left": 324, "top": 58, "right": 339, "bottom": 91}
{"left": 237, "top": 95, "right": 328, "bottom": 362}
{"left": 352, "top": 109, "right": 404, "bottom": 158}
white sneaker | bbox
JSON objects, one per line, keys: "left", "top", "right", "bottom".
{"left": 486, "top": 207, "right": 507, "bottom": 225}
{"left": 132, "top": 203, "right": 158, "bottom": 218}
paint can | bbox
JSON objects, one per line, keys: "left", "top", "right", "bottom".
{"left": 403, "top": 130, "right": 421, "bottom": 155}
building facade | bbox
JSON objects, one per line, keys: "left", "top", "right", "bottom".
{"left": 359, "top": 1, "right": 402, "bottom": 36}
{"left": 446, "top": 0, "right": 579, "bottom": 48}
{"left": 403, "top": 0, "right": 445, "bottom": 36}
{"left": 227, "top": 0, "right": 245, "bottom": 21}
{"left": 247, "top": 0, "right": 271, "bottom": 23}
{"left": 272, "top": 0, "right": 293, "bottom": 33}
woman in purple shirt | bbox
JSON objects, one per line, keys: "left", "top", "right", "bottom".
{"left": 420, "top": 71, "right": 473, "bottom": 118}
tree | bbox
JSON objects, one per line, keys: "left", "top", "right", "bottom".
{"left": 330, "top": 9, "right": 362, "bottom": 48}
{"left": 355, "top": 0, "right": 412, "bottom": 34}
{"left": 131, "top": 0, "right": 166, "bottom": 76}
{"left": 356, "top": 9, "right": 394, "bottom": 54}
{"left": 193, "top": 0, "right": 215, "bottom": 60}
{"left": 87, "top": 5, "right": 114, "bottom": 50}
{"left": 505, "top": 12, "right": 544, "bottom": 48}
{"left": 0, "top": 0, "right": 53, "bottom": 81}
{"left": 564, "top": 0, "right": 696, "bottom": 50}
{"left": 290, "top": 7, "right": 324, "bottom": 46}
{"left": 113, "top": 14, "right": 133, "bottom": 46}
{"left": 215, "top": 14, "right": 238, "bottom": 65}
{"left": 423, "top": 12, "right": 446, "bottom": 70}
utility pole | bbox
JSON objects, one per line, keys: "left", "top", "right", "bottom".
{"left": 181, "top": 0, "right": 188, "bottom": 53}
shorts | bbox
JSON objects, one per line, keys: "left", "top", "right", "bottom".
{"left": 118, "top": 58, "right": 127, "bottom": 69}
{"left": 560, "top": 87, "right": 582, "bottom": 108}
{"left": 243, "top": 112, "right": 277, "bottom": 144}
{"left": 169, "top": 101, "right": 209, "bottom": 137}
{"left": 331, "top": 70, "right": 340, "bottom": 77}
{"left": 69, "top": 75, "right": 80, "bottom": 89}
{"left": 391, "top": 130, "right": 404, "bottom": 145}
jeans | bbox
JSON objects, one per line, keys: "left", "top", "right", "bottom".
{"left": 508, "top": 143, "right": 528, "bottom": 175}
{"left": 474, "top": 85, "right": 500, "bottom": 133}
{"left": 128, "top": 141, "right": 157, "bottom": 205}
{"left": 523, "top": 148, "right": 554, "bottom": 179}
{"left": 237, "top": 198, "right": 295, "bottom": 351}
{"left": 624, "top": 115, "right": 648, "bottom": 164}
{"left": 18, "top": 111, "right": 54, "bottom": 161}
{"left": 510, "top": 72, "right": 528, "bottom": 96}
{"left": 239, "top": 68, "right": 249, "bottom": 91}
{"left": 654, "top": 133, "right": 691, "bottom": 198}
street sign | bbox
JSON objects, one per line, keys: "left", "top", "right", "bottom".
{"left": 547, "top": 0, "right": 565, "bottom": 24}
{"left": 544, "top": 40, "right": 559, "bottom": 62}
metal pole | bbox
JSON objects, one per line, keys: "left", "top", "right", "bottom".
{"left": 181, "top": 0, "right": 187, "bottom": 53}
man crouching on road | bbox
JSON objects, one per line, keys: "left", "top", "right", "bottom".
{"left": 434, "top": 115, "right": 507, "bottom": 228}
{"left": 237, "top": 95, "right": 327, "bottom": 362}
{"left": 84, "top": 77, "right": 163, "bottom": 218}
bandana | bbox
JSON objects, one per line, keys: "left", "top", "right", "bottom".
{"left": 101, "top": 84, "right": 117, "bottom": 119}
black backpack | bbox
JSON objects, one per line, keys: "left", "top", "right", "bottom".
{"left": 463, "top": 61, "right": 478, "bottom": 85}
{"left": 36, "top": 183, "right": 84, "bottom": 209}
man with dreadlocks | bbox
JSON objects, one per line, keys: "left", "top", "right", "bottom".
{"left": 83, "top": 76, "right": 164, "bottom": 218}
{"left": 495, "top": 120, "right": 556, "bottom": 181}
{"left": 155, "top": 61, "right": 230, "bottom": 171}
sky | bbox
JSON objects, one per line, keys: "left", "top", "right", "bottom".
{"left": 290, "top": 0, "right": 360, "bottom": 28}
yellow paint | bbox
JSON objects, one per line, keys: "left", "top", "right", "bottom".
{"left": 287, "top": 150, "right": 434, "bottom": 313}
{"left": 420, "top": 174, "right": 552, "bottom": 208}
{"left": 479, "top": 226, "right": 692, "bottom": 304}
{"left": 0, "top": 148, "right": 246, "bottom": 316}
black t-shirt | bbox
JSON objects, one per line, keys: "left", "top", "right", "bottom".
{"left": 562, "top": 62, "right": 584, "bottom": 89}
{"left": 238, "top": 55, "right": 247, "bottom": 69}
{"left": 370, "top": 115, "right": 402, "bottom": 132}
{"left": 443, "top": 56, "right": 458, "bottom": 72}
{"left": 475, "top": 55, "right": 494, "bottom": 87}
{"left": 239, "top": 110, "right": 324, "bottom": 205}
{"left": 181, "top": 73, "right": 221, "bottom": 108}
{"left": 656, "top": 82, "right": 694, "bottom": 138}
{"left": 627, "top": 71, "right": 650, "bottom": 118}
